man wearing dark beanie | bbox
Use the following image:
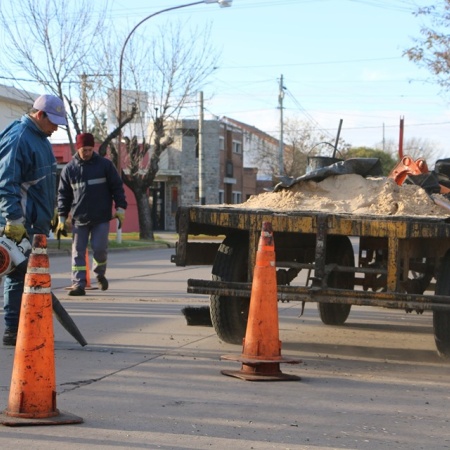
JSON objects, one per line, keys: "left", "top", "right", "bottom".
{"left": 57, "top": 132, "right": 127, "bottom": 296}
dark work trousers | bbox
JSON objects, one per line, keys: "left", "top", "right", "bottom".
{"left": 71, "top": 221, "right": 110, "bottom": 288}
{"left": 3, "top": 234, "right": 33, "bottom": 329}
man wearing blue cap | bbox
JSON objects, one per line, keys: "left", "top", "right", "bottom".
{"left": 0, "top": 94, "right": 68, "bottom": 346}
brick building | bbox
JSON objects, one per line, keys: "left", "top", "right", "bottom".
{"left": 158, "top": 118, "right": 259, "bottom": 231}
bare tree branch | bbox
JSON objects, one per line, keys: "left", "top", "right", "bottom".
{"left": 0, "top": 0, "right": 110, "bottom": 143}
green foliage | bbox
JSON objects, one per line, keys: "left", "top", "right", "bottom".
{"left": 89, "top": 112, "right": 108, "bottom": 142}
{"left": 404, "top": 2, "right": 450, "bottom": 91}
{"left": 342, "top": 147, "right": 398, "bottom": 176}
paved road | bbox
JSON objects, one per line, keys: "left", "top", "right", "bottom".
{"left": 0, "top": 247, "right": 449, "bottom": 449}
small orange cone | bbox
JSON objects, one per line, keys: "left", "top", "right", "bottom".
{"left": 0, "top": 234, "right": 83, "bottom": 426}
{"left": 84, "top": 248, "right": 97, "bottom": 290}
{"left": 65, "top": 248, "right": 97, "bottom": 291}
{"left": 221, "top": 222, "right": 302, "bottom": 381}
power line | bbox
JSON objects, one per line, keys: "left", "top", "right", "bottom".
{"left": 219, "top": 56, "right": 402, "bottom": 70}
{"left": 284, "top": 87, "right": 335, "bottom": 140}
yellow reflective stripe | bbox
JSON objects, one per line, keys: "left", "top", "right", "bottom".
{"left": 93, "top": 260, "right": 107, "bottom": 267}
{"left": 72, "top": 265, "right": 87, "bottom": 271}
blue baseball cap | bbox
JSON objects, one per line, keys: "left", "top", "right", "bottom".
{"left": 33, "top": 95, "right": 68, "bottom": 126}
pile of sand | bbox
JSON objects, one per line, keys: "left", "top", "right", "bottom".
{"left": 235, "top": 174, "right": 448, "bottom": 217}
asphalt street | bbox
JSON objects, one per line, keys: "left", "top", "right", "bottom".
{"left": 0, "top": 244, "right": 449, "bottom": 449}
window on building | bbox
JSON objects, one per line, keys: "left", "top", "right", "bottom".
{"left": 226, "top": 160, "right": 233, "bottom": 177}
{"left": 232, "top": 191, "right": 242, "bottom": 204}
{"left": 232, "top": 141, "right": 242, "bottom": 154}
{"left": 219, "top": 137, "right": 224, "bottom": 151}
{"left": 219, "top": 190, "right": 224, "bottom": 204}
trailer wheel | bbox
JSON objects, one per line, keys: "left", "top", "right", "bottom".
{"left": 433, "top": 250, "right": 450, "bottom": 358}
{"left": 210, "top": 234, "right": 249, "bottom": 345}
{"left": 317, "top": 236, "right": 355, "bottom": 325}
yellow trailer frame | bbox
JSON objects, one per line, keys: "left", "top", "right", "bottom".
{"left": 172, "top": 205, "right": 450, "bottom": 356}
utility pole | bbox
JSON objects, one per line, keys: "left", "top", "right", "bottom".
{"left": 79, "top": 73, "right": 111, "bottom": 133}
{"left": 278, "top": 74, "right": 285, "bottom": 175}
{"left": 198, "top": 91, "right": 205, "bottom": 205}
{"left": 81, "top": 73, "right": 87, "bottom": 132}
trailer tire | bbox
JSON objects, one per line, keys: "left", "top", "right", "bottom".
{"left": 210, "top": 234, "right": 249, "bottom": 345}
{"left": 317, "top": 236, "right": 354, "bottom": 325}
{"left": 433, "top": 250, "right": 450, "bottom": 358}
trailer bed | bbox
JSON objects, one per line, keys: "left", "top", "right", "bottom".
{"left": 172, "top": 205, "right": 450, "bottom": 356}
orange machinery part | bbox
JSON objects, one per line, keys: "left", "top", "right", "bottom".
{"left": 388, "top": 156, "right": 450, "bottom": 194}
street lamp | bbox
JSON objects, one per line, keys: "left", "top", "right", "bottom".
{"left": 117, "top": 0, "right": 232, "bottom": 173}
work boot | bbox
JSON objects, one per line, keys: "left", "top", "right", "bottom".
{"left": 97, "top": 275, "right": 109, "bottom": 291}
{"left": 3, "top": 327, "right": 18, "bottom": 346}
{"left": 68, "top": 286, "right": 85, "bottom": 296}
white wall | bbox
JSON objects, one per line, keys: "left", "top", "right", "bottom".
{"left": 0, "top": 85, "right": 37, "bottom": 132}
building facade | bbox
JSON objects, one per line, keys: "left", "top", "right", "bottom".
{"left": 159, "top": 118, "right": 258, "bottom": 231}
{"left": 0, "top": 85, "right": 37, "bottom": 131}
{"left": 221, "top": 116, "right": 281, "bottom": 192}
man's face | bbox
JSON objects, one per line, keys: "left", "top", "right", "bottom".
{"left": 77, "top": 146, "right": 94, "bottom": 161}
{"left": 33, "top": 111, "right": 59, "bottom": 136}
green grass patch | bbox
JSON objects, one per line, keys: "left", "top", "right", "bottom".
{"left": 46, "top": 232, "right": 224, "bottom": 252}
{"left": 47, "top": 233, "right": 171, "bottom": 251}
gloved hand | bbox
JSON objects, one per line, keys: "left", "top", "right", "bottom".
{"left": 50, "top": 208, "right": 58, "bottom": 233}
{"left": 4, "top": 218, "right": 27, "bottom": 243}
{"left": 114, "top": 208, "right": 125, "bottom": 229}
{"left": 56, "top": 217, "right": 68, "bottom": 239}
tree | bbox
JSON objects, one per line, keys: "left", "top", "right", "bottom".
{"left": 102, "top": 21, "right": 220, "bottom": 239}
{"left": 0, "top": 0, "right": 109, "bottom": 147}
{"left": 0, "top": 1, "right": 220, "bottom": 240}
{"left": 282, "top": 119, "right": 327, "bottom": 178}
{"left": 379, "top": 137, "right": 441, "bottom": 167}
{"left": 404, "top": 2, "right": 450, "bottom": 91}
{"left": 247, "top": 118, "right": 338, "bottom": 180}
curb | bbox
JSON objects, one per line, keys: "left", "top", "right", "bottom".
{"left": 48, "top": 242, "right": 175, "bottom": 257}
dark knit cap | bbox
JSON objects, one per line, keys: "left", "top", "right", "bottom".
{"left": 76, "top": 133, "right": 95, "bottom": 149}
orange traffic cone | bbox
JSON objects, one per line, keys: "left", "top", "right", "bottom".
{"left": 84, "top": 248, "right": 96, "bottom": 290}
{"left": 65, "top": 248, "right": 97, "bottom": 291}
{"left": 0, "top": 234, "right": 83, "bottom": 426}
{"left": 221, "top": 222, "right": 302, "bottom": 381}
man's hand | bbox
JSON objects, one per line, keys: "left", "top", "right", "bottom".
{"left": 114, "top": 208, "right": 125, "bottom": 229}
{"left": 56, "top": 217, "right": 68, "bottom": 239}
{"left": 4, "top": 219, "right": 27, "bottom": 243}
{"left": 50, "top": 208, "right": 58, "bottom": 233}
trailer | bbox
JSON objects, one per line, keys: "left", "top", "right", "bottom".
{"left": 171, "top": 203, "right": 450, "bottom": 357}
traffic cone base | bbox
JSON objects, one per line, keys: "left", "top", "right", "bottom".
{"left": 221, "top": 354, "right": 301, "bottom": 381}
{"left": 0, "top": 234, "right": 83, "bottom": 427}
{"left": 0, "top": 410, "right": 83, "bottom": 427}
{"left": 220, "top": 222, "right": 302, "bottom": 382}
{"left": 221, "top": 368, "right": 301, "bottom": 382}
